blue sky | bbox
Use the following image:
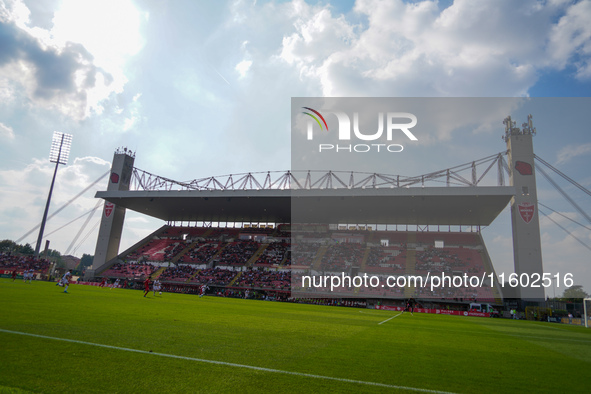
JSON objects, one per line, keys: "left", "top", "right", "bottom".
{"left": 0, "top": 0, "right": 590, "bottom": 295}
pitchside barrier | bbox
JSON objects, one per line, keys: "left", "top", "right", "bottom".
{"left": 76, "top": 281, "right": 104, "bottom": 286}
{"left": 375, "top": 305, "right": 491, "bottom": 318}
{"left": 560, "top": 317, "right": 584, "bottom": 325}
{"left": 1, "top": 270, "right": 42, "bottom": 280}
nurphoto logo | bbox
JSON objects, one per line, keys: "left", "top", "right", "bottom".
{"left": 302, "top": 107, "right": 418, "bottom": 153}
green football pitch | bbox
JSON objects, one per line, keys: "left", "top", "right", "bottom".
{"left": 1, "top": 279, "right": 590, "bottom": 393}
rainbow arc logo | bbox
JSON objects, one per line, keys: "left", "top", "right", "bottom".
{"left": 302, "top": 107, "right": 328, "bottom": 132}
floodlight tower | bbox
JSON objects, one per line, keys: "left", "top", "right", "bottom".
{"left": 504, "top": 115, "right": 544, "bottom": 301}
{"left": 34, "top": 131, "right": 73, "bottom": 258}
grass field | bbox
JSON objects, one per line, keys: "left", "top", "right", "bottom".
{"left": 1, "top": 279, "right": 590, "bottom": 393}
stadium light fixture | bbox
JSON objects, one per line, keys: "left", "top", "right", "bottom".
{"left": 34, "top": 131, "right": 73, "bottom": 258}
{"left": 49, "top": 132, "right": 72, "bottom": 165}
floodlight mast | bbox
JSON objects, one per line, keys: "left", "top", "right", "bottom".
{"left": 34, "top": 132, "right": 72, "bottom": 258}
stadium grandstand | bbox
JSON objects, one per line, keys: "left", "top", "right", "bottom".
{"left": 76, "top": 115, "right": 562, "bottom": 311}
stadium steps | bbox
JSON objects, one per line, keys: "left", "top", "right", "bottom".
{"left": 185, "top": 269, "right": 201, "bottom": 283}
{"left": 227, "top": 271, "right": 242, "bottom": 286}
{"left": 311, "top": 246, "right": 329, "bottom": 271}
{"left": 247, "top": 244, "right": 269, "bottom": 266}
{"left": 202, "top": 228, "right": 214, "bottom": 238}
{"left": 277, "top": 252, "right": 289, "bottom": 268}
{"left": 352, "top": 247, "right": 371, "bottom": 295}
{"left": 171, "top": 239, "right": 201, "bottom": 264}
{"left": 360, "top": 247, "right": 371, "bottom": 272}
{"left": 209, "top": 244, "right": 227, "bottom": 263}
{"left": 404, "top": 232, "right": 417, "bottom": 298}
{"left": 151, "top": 266, "right": 167, "bottom": 279}
{"left": 95, "top": 225, "right": 171, "bottom": 275}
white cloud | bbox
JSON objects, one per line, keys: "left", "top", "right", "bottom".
{"left": 0, "top": 0, "right": 145, "bottom": 120}
{"left": 548, "top": 0, "right": 591, "bottom": 79}
{"left": 540, "top": 210, "right": 579, "bottom": 229}
{"left": 51, "top": 0, "right": 145, "bottom": 110}
{"left": 235, "top": 59, "right": 252, "bottom": 78}
{"left": 556, "top": 143, "right": 591, "bottom": 164}
{"left": 278, "top": 0, "right": 591, "bottom": 97}
{"left": 122, "top": 93, "right": 143, "bottom": 132}
{"left": 0, "top": 122, "right": 15, "bottom": 139}
{"left": 281, "top": 6, "right": 355, "bottom": 66}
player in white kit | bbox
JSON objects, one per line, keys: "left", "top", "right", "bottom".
{"left": 153, "top": 279, "right": 161, "bottom": 296}
{"left": 60, "top": 270, "right": 72, "bottom": 293}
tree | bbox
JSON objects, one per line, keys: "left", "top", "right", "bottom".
{"left": 18, "top": 243, "right": 34, "bottom": 255}
{"left": 80, "top": 254, "right": 94, "bottom": 270}
{"left": 47, "top": 249, "right": 60, "bottom": 257}
{"left": 561, "top": 285, "right": 589, "bottom": 299}
{"left": 0, "top": 239, "right": 17, "bottom": 252}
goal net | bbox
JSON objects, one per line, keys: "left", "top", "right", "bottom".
{"left": 585, "top": 298, "right": 591, "bottom": 328}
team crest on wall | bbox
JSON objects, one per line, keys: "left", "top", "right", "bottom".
{"left": 518, "top": 202, "right": 535, "bottom": 224}
{"left": 105, "top": 202, "right": 115, "bottom": 218}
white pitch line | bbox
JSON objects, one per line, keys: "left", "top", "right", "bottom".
{"left": 0, "top": 328, "right": 456, "bottom": 394}
{"left": 378, "top": 312, "right": 403, "bottom": 325}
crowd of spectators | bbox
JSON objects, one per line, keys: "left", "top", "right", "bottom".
{"left": 415, "top": 247, "right": 482, "bottom": 275}
{"left": 234, "top": 268, "right": 290, "bottom": 289}
{"left": 163, "top": 241, "right": 188, "bottom": 261}
{"left": 96, "top": 227, "right": 494, "bottom": 301}
{"left": 216, "top": 240, "right": 259, "bottom": 265}
{"left": 0, "top": 253, "right": 51, "bottom": 273}
{"left": 254, "top": 241, "right": 289, "bottom": 267}
{"left": 365, "top": 245, "right": 405, "bottom": 273}
{"left": 190, "top": 267, "right": 237, "bottom": 286}
{"left": 320, "top": 242, "right": 364, "bottom": 272}
{"left": 158, "top": 264, "right": 199, "bottom": 281}
{"left": 101, "top": 262, "right": 157, "bottom": 278}
{"left": 290, "top": 242, "right": 320, "bottom": 267}
{"left": 182, "top": 241, "right": 222, "bottom": 264}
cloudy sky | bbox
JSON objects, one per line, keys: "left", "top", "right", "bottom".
{"left": 0, "top": 0, "right": 590, "bottom": 295}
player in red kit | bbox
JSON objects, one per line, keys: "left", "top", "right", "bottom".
{"left": 143, "top": 276, "right": 151, "bottom": 297}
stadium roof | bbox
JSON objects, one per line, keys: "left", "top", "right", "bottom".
{"left": 95, "top": 186, "right": 515, "bottom": 226}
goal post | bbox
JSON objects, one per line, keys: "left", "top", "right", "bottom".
{"left": 585, "top": 298, "right": 591, "bottom": 328}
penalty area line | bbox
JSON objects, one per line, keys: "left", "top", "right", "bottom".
{"left": 0, "top": 328, "right": 455, "bottom": 394}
